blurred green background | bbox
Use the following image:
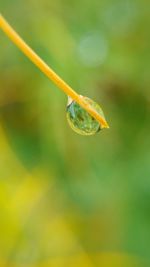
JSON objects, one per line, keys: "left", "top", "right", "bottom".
{"left": 0, "top": 0, "right": 150, "bottom": 266}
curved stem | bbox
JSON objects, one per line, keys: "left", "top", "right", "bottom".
{"left": 0, "top": 14, "right": 109, "bottom": 128}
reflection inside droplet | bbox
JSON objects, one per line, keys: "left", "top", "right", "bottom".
{"left": 66, "top": 96, "right": 106, "bottom": 136}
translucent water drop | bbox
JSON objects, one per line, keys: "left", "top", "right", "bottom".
{"left": 66, "top": 96, "right": 106, "bottom": 136}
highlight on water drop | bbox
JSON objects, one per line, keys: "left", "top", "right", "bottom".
{"left": 66, "top": 96, "right": 106, "bottom": 136}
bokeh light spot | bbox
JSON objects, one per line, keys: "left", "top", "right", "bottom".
{"left": 78, "top": 32, "right": 108, "bottom": 67}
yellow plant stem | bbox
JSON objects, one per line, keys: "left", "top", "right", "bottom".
{"left": 0, "top": 14, "right": 109, "bottom": 128}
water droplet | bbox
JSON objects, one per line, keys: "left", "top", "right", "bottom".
{"left": 66, "top": 96, "right": 106, "bottom": 136}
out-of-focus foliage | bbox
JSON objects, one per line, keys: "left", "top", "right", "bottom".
{"left": 0, "top": 0, "right": 150, "bottom": 266}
